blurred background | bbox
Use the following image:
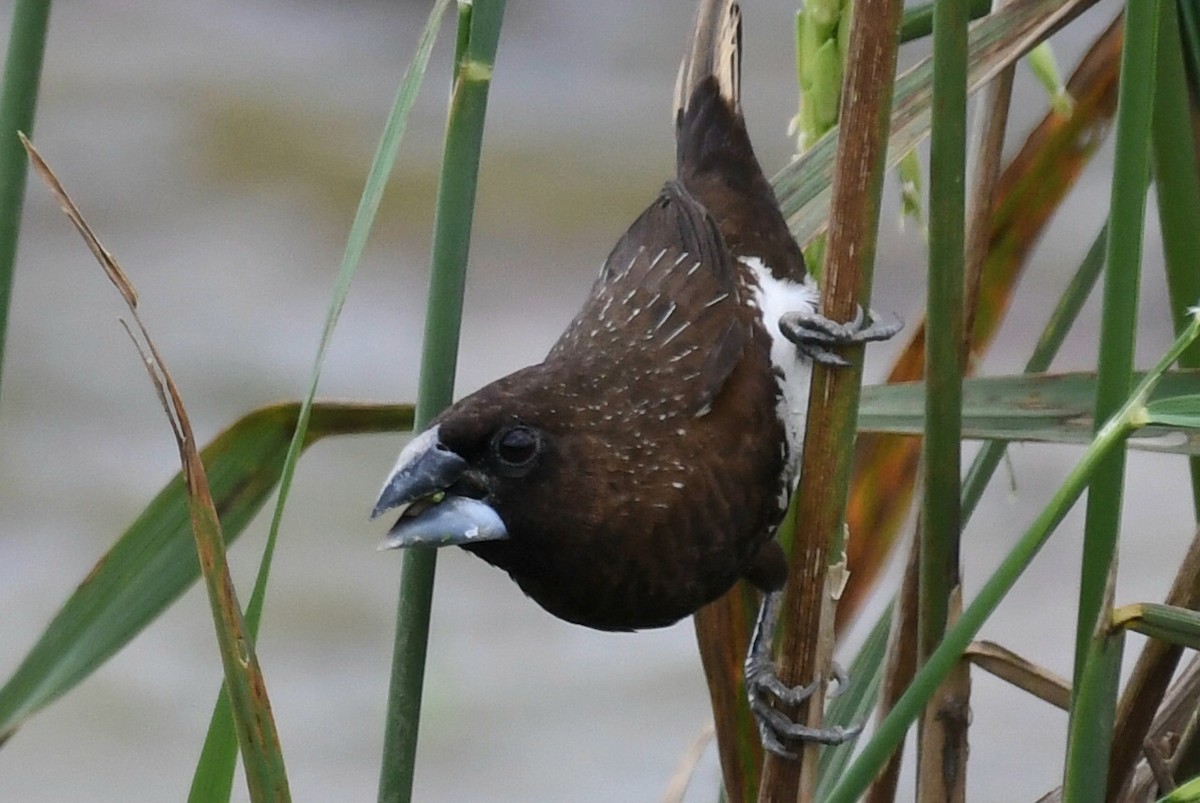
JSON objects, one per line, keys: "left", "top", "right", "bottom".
{"left": 1, "top": 0, "right": 1191, "bottom": 799}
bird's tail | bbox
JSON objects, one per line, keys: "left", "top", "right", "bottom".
{"left": 673, "top": 0, "right": 808, "bottom": 282}
{"left": 674, "top": 0, "right": 741, "bottom": 124}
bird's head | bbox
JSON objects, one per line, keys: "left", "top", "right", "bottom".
{"left": 371, "top": 363, "right": 627, "bottom": 573}
{"left": 373, "top": 366, "right": 539, "bottom": 544}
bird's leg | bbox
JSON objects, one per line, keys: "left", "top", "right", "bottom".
{"left": 744, "top": 590, "right": 862, "bottom": 759}
{"left": 779, "top": 305, "right": 903, "bottom": 366}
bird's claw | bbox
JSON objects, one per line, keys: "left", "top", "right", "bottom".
{"left": 745, "top": 656, "right": 862, "bottom": 758}
{"left": 745, "top": 591, "right": 863, "bottom": 758}
{"left": 779, "top": 306, "right": 903, "bottom": 366}
{"left": 751, "top": 701, "right": 864, "bottom": 759}
{"left": 747, "top": 653, "right": 821, "bottom": 707}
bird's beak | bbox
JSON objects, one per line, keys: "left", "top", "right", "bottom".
{"left": 372, "top": 425, "right": 509, "bottom": 549}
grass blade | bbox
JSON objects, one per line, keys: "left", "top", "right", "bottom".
{"left": 963, "top": 641, "right": 1072, "bottom": 711}
{"left": 377, "top": 3, "right": 507, "bottom": 801}
{"left": 1114, "top": 603, "right": 1200, "bottom": 650}
{"left": 1064, "top": 2, "right": 1162, "bottom": 798}
{"left": 21, "top": 138, "right": 293, "bottom": 800}
{"left": 187, "top": 2, "right": 450, "bottom": 797}
{"left": 1152, "top": 1, "right": 1200, "bottom": 516}
{"left": 0, "top": 0, "right": 51, "bottom": 400}
{"left": 858, "top": 370, "right": 1200, "bottom": 452}
{"left": 0, "top": 400, "right": 412, "bottom": 744}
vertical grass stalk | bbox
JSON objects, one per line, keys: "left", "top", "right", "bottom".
{"left": 1063, "top": 2, "right": 1162, "bottom": 799}
{"left": 378, "top": 3, "right": 507, "bottom": 801}
{"left": 0, "top": 0, "right": 52, "bottom": 400}
{"left": 917, "top": 0, "right": 968, "bottom": 794}
{"left": 1064, "top": 0, "right": 1162, "bottom": 797}
{"left": 1151, "top": 3, "right": 1200, "bottom": 517}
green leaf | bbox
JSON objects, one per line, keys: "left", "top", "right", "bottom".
{"left": 1146, "top": 394, "right": 1200, "bottom": 429}
{"left": 1114, "top": 603, "right": 1200, "bottom": 651}
{"left": 0, "top": 401, "right": 413, "bottom": 744}
{"left": 859, "top": 370, "right": 1200, "bottom": 453}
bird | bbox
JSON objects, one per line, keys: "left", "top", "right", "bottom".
{"left": 373, "top": 0, "right": 899, "bottom": 758}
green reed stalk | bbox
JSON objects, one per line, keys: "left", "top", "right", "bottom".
{"left": 1063, "top": 2, "right": 1161, "bottom": 799}
{"left": 378, "top": 3, "right": 507, "bottom": 801}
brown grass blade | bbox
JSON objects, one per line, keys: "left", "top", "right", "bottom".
{"left": 964, "top": 640, "right": 1072, "bottom": 710}
{"left": 661, "top": 723, "right": 716, "bottom": 803}
{"left": 694, "top": 586, "right": 762, "bottom": 801}
{"left": 21, "top": 136, "right": 291, "bottom": 801}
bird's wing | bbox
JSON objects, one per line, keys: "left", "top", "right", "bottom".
{"left": 547, "top": 180, "right": 746, "bottom": 419}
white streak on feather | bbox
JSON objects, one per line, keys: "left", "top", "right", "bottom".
{"left": 661, "top": 321, "right": 690, "bottom": 345}
{"left": 655, "top": 301, "right": 678, "bottom": 330}
{"left": 704, "top": 292, "right": 730, "bottom": 309}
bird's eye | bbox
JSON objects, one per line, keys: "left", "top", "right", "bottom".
{"left": 491, "top": 425, "right": 543, "bottom": 475}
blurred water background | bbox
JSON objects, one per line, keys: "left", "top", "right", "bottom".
{"left": 2, "top": 0, "right": 1194, "bottom": 800}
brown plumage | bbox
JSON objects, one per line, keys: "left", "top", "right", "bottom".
{"left": 374, "top": 0, "right": 897, "bottom": 756}
{"left": 430, "top": 177, "right": 788, "bottom": 630}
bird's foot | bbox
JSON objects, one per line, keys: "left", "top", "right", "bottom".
{"left": 745, "top": 655, "right": 862, "bottom": 759}
{"left": 779, "top": 306, "right": 903, "bottom": 367}
{"left": 745, "top": 591, "right": 862, "bottom": 759}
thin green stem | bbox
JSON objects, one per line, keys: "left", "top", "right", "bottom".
{"left": 1064, "top": 1, "right": 1161, "bottom": 799}
{"left": 922, "top": 0, "right": 968, "bottom": 651}
{"left": 917, "top": 0, "right": 967, "bottom": 788}
{"left": 377, "top": 4, "right": 506, "bottom": 802}
{"left": 0, "top": 0, "right": 51, "bottom": 401}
